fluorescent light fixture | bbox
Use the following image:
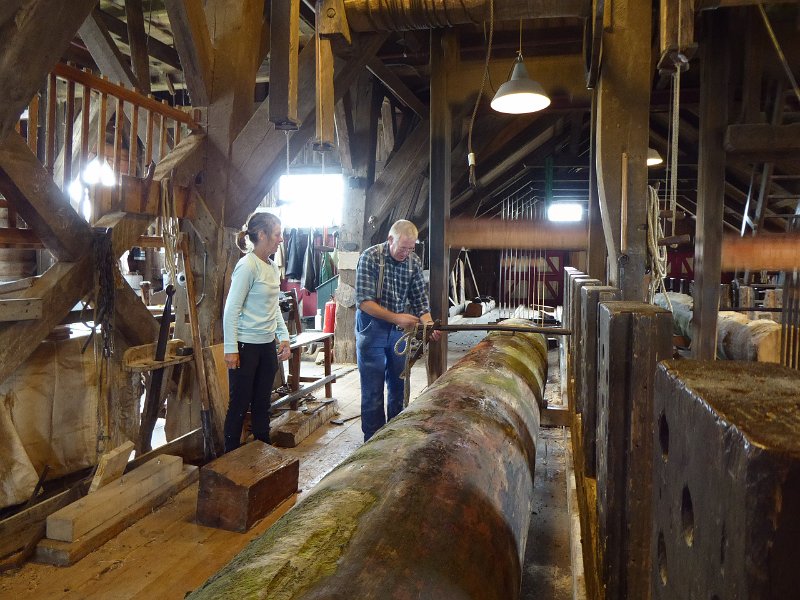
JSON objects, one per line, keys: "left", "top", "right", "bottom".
{"left": 647, "top": 148, "right": 663, "bottom": 166}
{"left": 547, "top": 202, "right": 583, "bottom": 222}
{"left": 491, "top": 58, "right": 551, "bottom": 114}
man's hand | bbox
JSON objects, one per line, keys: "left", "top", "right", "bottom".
{"left": 277, "top": 340, "right": 291, "bottom": 362}
{"left": 224, "top": 352, "right": 240, "bottom": 369}
{"left": 394, "top": 313, "right": 420, "bottom": 329}
{"left": 422, "top": 320, "right": 441, "bottom": 342}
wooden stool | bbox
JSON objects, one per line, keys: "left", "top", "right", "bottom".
{"left": 196, "top": 441, "right": 299, "bottom": 532}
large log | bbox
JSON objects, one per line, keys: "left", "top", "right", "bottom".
{"left": 188, "top": 321, "right": 547, "bottom": 599}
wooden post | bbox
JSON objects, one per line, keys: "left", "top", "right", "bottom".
{"left": 268, "top": 0, "right": 299, "bottom": 129}
{"left": 427, "top": 29, "right": 452, "bottom": 381}
{"left": 692, "top": 10, "right": 730, "bottom": 360}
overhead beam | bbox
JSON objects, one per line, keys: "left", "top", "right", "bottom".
{"left": 0, "top": 132, "right": 91, "bottom": 261}
{"left": 164, "top": 0, "right": 213, "bottom": 106}
{"left": 446, "top": 218, "right": 588, "bottom": 250}
{"left": 96, "top": 9, "right": 182, "bottom": 71}
{"left": 0, "top": 0, "right": 98, "bottom": 143}
{"left": 366, "top": 57, "right": 428, "bottom": 118}
{"left": 125, "top": 0, "right": 151, "bottom": 94}
{"left": 268, "top": 0, "right": 300, "bottom": 128}
{"left": 343, "top": 0, "right": 589, "bottom": 31}
{"left": 724, "top": 123, "right": 800, "bottom": 158}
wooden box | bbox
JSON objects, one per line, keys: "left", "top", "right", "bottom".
{"left": 196, "top": 441, "right": 299, "bottom": 532}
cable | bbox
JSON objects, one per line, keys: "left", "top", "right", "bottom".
{"left": 467, "top": 0, "right": 494, "bottom": 190}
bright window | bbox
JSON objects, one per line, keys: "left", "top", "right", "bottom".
{"left": 276, "top": 174, "right": 344, "bottom": 228}
{"left": 547, "top": 202, "right": 583, "bottom": 222}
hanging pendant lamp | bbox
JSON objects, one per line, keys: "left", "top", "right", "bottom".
{"left": 647, "top": 147, "right": 664, "bottom": 166}
{"left": 491, "top": 55, "right": 551, "bottom": 114}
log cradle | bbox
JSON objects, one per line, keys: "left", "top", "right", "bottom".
{"left": 188, "top": 320, "right": 548, "bottom": 599}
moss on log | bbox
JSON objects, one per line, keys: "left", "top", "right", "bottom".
{"left": 188, "top": 321, "right": 547, "bottom": 600}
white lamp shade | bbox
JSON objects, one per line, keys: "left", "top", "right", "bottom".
{"left": 647, "top": 147, "right": 663, "bottom": 166}
{"left": 491, "top": 60, "right": 551, "bottom": 114}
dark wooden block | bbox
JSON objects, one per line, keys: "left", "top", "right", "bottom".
{"left": 652, "top": 361, "right": 800, "bottom": 600}
{"left": 569, "top": 277, "right": 600, "bottom": 412}
{"left": 596, "top": 301, "right": 672, "bottom": 600}
{"left": 578, "top": 285, "right": 620, "bottom": 477}
{"left": 196, "top": 441, "right": 299, "bottom": 532}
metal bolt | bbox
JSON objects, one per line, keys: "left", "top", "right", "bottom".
{"left": 327, "top": 8, "right": 336, "bottom": 18}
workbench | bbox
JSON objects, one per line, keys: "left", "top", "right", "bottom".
{"left": 278, "top": 331, "right": 335, "bottom": 411}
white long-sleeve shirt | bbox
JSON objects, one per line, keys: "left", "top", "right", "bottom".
{"left": 223, "top": 252, "right": 290, "bottom": 353}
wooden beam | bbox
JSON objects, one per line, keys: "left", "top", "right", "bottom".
{"left": 269, "top": 0, "right": 300, "bottom": 128}
{"left": 364, "top": 118, "right": 429, "bottom": 225}
{"left": 446, "top": 218, "right": 588, "bottom": 250}
{"left": 334, "top": 93, "right": 354, "bottom": 172}
{"left": 79, "top": 9, "right": 142, "bottom": 91}
{"left": 0, "top": 1, "right": 24, "bottom": 29}
{"left": 0, "top": 260, "right": 92, "bottom": 387}
{"left": 0, "top": 0, "right": 97, "bottom": 143}
{"left": 595, "top": 0, "right": 652, "bottom": 300}
{"left": 0, "top": 132, "right": 91, "bottom": 260}
{"left": 96, "top": 9, "right": 182, "bottom": 71}
{"left": 164, "top": 0, "right": 213, "bottom": 106}
{"left": 0, "top": 298, "right": 42, "bottom": 321}
{"left": 724, "top": 123, "right": 800, "bottom": 158}
{"left": 366, "top": 57, "right": 428, "bottom": 118}
{"left": 125, "top": 0, "right": 151, "bottom": 95}
{"left": 692, "top": 10, "right": 730, "bottom": 361}
{"left": 427, "top": 29, "right": 453, "bottom": 380}
{"left": 0, "top": 228, "right": 44, "bottom": 249}
{"left": 227, "top": 33, "right": 389, "bottom": 227}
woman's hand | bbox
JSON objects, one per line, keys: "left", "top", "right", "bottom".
{"left": 277, "top": 340, "right": 291, "bottom": 362}
{"left": 224, "top": 352, "right": 240, "bottom": 369}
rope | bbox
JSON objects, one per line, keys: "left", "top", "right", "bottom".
{"left": 160, "top": 177, "right": 180, "bottom": 288}
{"left": 393, "top": 322, "right": 433, "bottom": 408}
{"left": 647, "top": 185, "right": 672, "bottom": 311}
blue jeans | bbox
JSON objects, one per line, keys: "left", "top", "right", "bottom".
{"left": 356, "top": 310, "right": 406, "bottom": 442}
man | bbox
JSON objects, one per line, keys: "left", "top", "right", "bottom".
{"left": 355, "top": 220, "right": 440, "bottom": 442}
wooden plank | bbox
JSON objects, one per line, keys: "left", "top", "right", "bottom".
{"left": 0, "top": 132, "right": 91, "bottom": 260}
{"left": 36, "top": 465, "right": 198, "bottom": 566}
{"left": 272, "top": 400, "right": 339, "bottom": 448}
{"left": 164, "top": 0, "right": 213, "bottom": 106}
{"left": 202, "top": 344, "right": 229, "bottom": 452}
{"left": 268, "top": 0, "right": 300, "bottom": 128}
{"left": 0, "top": 0, "right": 97, "bottom": 143}
{"left": 196, "top": 441, "right": 299, "bottom": 532}
{"left": 0, "top": 298, "right": 42, "bottom": 321}
{"left": 366, "top": 57, "right": 428, "bottom": 118}
{"left": 314, "top": 36, "right": 336, "bottom": 150}
{"left": 46, "top": 455, "right": 184, "bottom": 543}
{"left": 125, "top": 0, "right": 151, "bottom": 95}
{"left": 89, "top": 441, "right": 136, "bottom": 493}
{"left": 123, "top": 339, "right": 190, "bottom": 372}
{"left": 0, "top": 483, "right": 87, "bottom": 562}
{"left": 446, "top": 218, "right": 588, "bottom": 250}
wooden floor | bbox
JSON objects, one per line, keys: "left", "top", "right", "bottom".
{"left": 0, "top": 319, "right": 574, "bottom": 599}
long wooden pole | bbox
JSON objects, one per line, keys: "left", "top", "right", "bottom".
{"left": 188, "top": 322, "right": 547, "bottom": 600}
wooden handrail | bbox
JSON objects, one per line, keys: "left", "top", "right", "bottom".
{"left": 52, "top": 63, "right": 201, "bottom": 131}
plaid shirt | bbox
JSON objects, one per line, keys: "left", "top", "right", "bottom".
{"left": 356, "top": 242, "right": 429, "bottom": 316}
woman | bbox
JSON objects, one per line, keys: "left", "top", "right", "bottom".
{"left": 223, "top": 211, "right": 291, "bottom": 453}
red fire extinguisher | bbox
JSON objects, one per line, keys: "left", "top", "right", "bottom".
{"left": 323, "top": 298, "right": 336, "bottom": 333}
